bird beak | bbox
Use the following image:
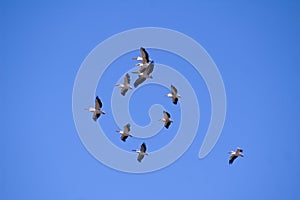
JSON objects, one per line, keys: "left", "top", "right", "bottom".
{"left": 84, "top": 108, "right": 89, "bottom": 110}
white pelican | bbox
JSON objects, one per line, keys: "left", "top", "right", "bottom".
{"left": 84, "top": 96, "right": 105, "bottom": 121}
{"left": 132, "top": 143, "right": 148, "bottom": 162}
{"left": 166, "top": 85, "right": 181, "bottom": 105}
{"left": 133, "top": 61, "right": 154, "bottom": 88}
{"left": 132, "top": 47, "right": 152, "bottom": 65}
{"left": 228, "top": 147, "right": 244, "bottom": 164}
{"left": 115, "top": 123, "right": 133, "bottom": 142}
{"left": 159, "top": 111, "right": 173, "bottom": 129}
{"left": 115, "top": 73, "right": 132, "bottom": 96}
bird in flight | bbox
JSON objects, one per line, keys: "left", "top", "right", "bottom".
{"left": 84, "top": 96, "right": 105, "bottom": 121}
{"left": 166, "top": 85, "right": 181, "bottom": 105}
{"left": 115, "top": 73, "right": 132, "bottom": 96}
{"left": 228, "top": 147, "right": 244, "bottom": 164}
{"left": 159, "top": 111, "right": 173, "bottom": 129}
{"left": 132, "top": 143, "right": 148, "bottom": 162}
{"left": 115, "top": 123, "right": 133, "bottom": 142}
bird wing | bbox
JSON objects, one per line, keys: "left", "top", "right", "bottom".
{"left": 140, "top": 47, "right": 150, "bottom": 64}
{"left": 124, "top": 123, "right": 130, "bottom": 133}
{"left": 163, "top": 111, "right": 171, "bottom": 119}
{"left": 172, "top": 97, "right": 178, "bottom": 105}
{"left": 121, "top": 135, "right": 128, "bottom": 142}
{"left": 124, "top": 73, "right": 130, "bottom": 85}
{"left": 121, "top": 88, "right": 128, "bottom": 96}
{"left": 140, "top": 143, "right": 147, "bottom": 152}
{"left": 95, "top": 96, "right": 102, "bottom": 109}
{"left": 145, "top": 62, "right": 154, "bottom": 75}
{"left": 229, "top": 155, "right": 238, "bottom": 164}
{"left": 93, "top": 112, "right": 100, "bottom": 121}
{"left": 134, "top": 77, "right": 146, "bottom": 88}
{"left": 236, "top": 148, "right": 243, "bottom": 154}
{"left": 165, "top": 121, "right": 171, "bottom": 129}
{"left": 171, "top": 85, "right": 178, "bottom": 95}
{"left": 137, "top": 154, "right": 144, "bottom": 162}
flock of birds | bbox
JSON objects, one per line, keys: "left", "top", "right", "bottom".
{"left": 84, "top": 47, "right": 244, "bottom": 164}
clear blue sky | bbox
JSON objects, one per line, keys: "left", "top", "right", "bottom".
{"left": 1, "top": 0, "right": 300, "bottom": 199}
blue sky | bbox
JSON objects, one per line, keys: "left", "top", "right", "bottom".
{"left": 1, "top": 0, "right": 300, "bottom": 199}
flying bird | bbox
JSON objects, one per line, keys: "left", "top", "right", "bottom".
{"left": 166, "top": 85, "right": 181, "bottom": 105}
{"left": 84, "top": 96, "right": 105, "bottom": 121}
{"left": 132, "top": 47, "right": 151, "bottom": 65}
{"left": 133, "top": 61, "right": 154, "bottom": 88}
{"left": 228, "top": 147, "right": 244, "bottom": 164}
{"left": 132, "top": 143, "right": 148, "bottom": 162}
{"left": 159, "top": 111, "right": 173, "bottom": 129}
{"left": 115, "top": 73, "right": 132, "bottom": 96}
{"left": 115, "top": 123, "right": 133, "bottom": 142}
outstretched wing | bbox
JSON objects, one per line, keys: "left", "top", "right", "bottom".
{"left": 134, "top": 77, "right": 146, "bottom": 88}
{"left": 140, "top": 47, "right": 150, "bottom": 64}
{"left": 121, "top": 88, "right": 128, "bottom": 96}
{"left": 163, "top": 111, "right": 171, "bottom": 119}
{"left": 93, "top": 112, "right": 100, "bottom": 121}
{"left": 140, "top": 143, "right": 147, "bottom": 152}
{"left": 145, "top": 61, "right": 154, "bottom": 75}
{"left": 236, "top": 148, "right": 243, "bottom": 154}
{"left": 229, "top": 155, "right": 238, "bottom": 164}
{"left": 123, "top": 123, "right": 130, "bottom": 133}
{"left": 171, "top": 85, "right": 177, "bottom": 96}
{"left": 172, "top": 97, "right": 178, "bottom": 105}
{"left": 95, "top": 96, "right": 102, "bottom": 109}
{"left": 121, "top": 135, "right": 129, "bottom": 142}
{"left": 137, "top": 154, "right": 144, "bottom": 162}
{"left": 164, "top": 121, "right": 172, "bottom": 129}
{"left": 124, "top": 73, "right": 130, "bottom": 85}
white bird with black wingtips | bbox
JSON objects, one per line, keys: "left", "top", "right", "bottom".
{"left": 132, "top": 143, "right": 148, "bottom": 162}
{"left": 159, "top": 111, "right": 173, "bottom": 129}
{"left": 228, "top": 147, "right": 244, "bottom": 164}
{"left": 84, "top": 96, "right": 105, "bottom": 121}
{"left": 115, "top": 123, "right": 133, "bottom": 142}
{"left": 166, "top": 85, "right": 181, "bottom": 105}
{"left": 115, "top": 73, "right": 132, "bottom": 96}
